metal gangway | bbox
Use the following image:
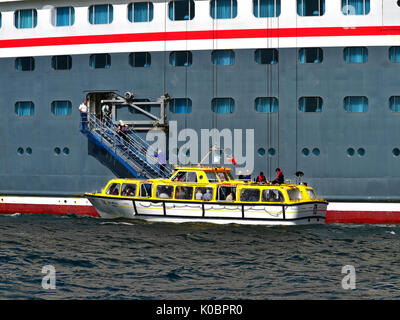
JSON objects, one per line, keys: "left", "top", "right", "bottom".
{"left": 81, "top": 112, "right": 174, "bottom": 179}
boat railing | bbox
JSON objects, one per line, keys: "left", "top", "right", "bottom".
{"left": 84, "top": 112, "right": 174, "bottom": 178}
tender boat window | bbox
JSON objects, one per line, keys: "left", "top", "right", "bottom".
{"left": 206, "top": 171, "right": 219, "bottom": 183}
{"left": 121, "top": 183, "right": 137, "bottom": 197}
{"left": 262, "top": 189, "right": 284, "bottom": 202}
{"left": 306, "top": 189, "right": 317, "bottom": 200}
{"left": 195, "top": 187, "right": 214, "bottom": 201}
{"left": 106, "top": 183, "right": 120, "bottom": 195}
{"left": 172, "top": 171, "right": 198, "bottom": 182}
{"left": 218, "top": 186, "right": 236, "bottom": 201}
{"left": 175, "top": 186, "right": 194, "bottom": 200}
{"left": 240, "top": 188, "right": 260, "bottom": 202}
{"left": 287, "top": 188, "right": 303, "bottom": 201}
{"left": 156, "top": 185, "right": 174, "bottom": 199}
{"left": 217, "top": 172, "right": 230, "bottom": 182}
{"left": 140, "top": 183, "right": 153, "bottom": 197}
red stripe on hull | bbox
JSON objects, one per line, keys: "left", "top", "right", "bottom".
{"left": 0, "top": 203, "right": 99, "bottom": 217}
{"left": 0, "top": 26, "right": 400, "bottom": 49}
{"left": 326, "top": 210, "right": 400, "bottom": 224}
{"left": 2, "top": 203, "right": 400, "bottom": 224}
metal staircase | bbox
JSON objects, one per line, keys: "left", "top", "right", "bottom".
{"left": 81, "top": 112, "right": 174, "bottom": 179}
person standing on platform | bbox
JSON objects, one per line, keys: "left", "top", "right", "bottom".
{"left": 79, "top": 100, "right": 88, "bottom": 132}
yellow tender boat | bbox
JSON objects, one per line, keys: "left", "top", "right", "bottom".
{"left": 85, "top": 166, "right": 328, "bottom": 225}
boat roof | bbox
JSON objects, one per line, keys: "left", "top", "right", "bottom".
{"left": 173, "top": 165, "right": 232, "bottom": 172}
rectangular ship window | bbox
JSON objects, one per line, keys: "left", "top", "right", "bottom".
{"left": 129, "top": 52, "right": 151, "bottom": 67}
{"left": 299, "top": 97, "right": 323, "bottom": 112}
{"left": 297, "top": 0, "right": 325, "bottom": 16}
{"left": 389, "top": 96, "right": 400, "bottom": 112}
{"left": 344, "top": 47, "right": 368, "bottom": 63}
{"left": 169, "top": 0, "right": 195, "bottom": 21}
{"left": 169, "top": 98, "right": 192, "bottom": 114}
{"left": 255, "top": 97, "right": 278, "bottom": 113}
{"left": 389, "top": 47, "right": 400, "bottom": 63}
{"left": 90, "top": 54, "right": 111, "bottom": 69}
{"left": 255, "top": 49, "right": 278, "bottom": 64}
{"left": 89, "top": 4, "right": 113, "bottom": 24}
{"left": 212, "top": 98, "right": 235, "bottom": 114}
{"left": 342, "top": 0, "right": 370, "bottom": 15}
{"left": 52, "top": 55, "right": 72, "bottom": 70}
{"left": 212, "top": 50, "right": 235, "bottom": 65}
{"left": 15, "top": 101, "right": 35, "bottom": 116}
{"left": 14, "top": 9, "right": 37, "bottom": 29}
{"left": 170, "top": 51, "right": 192, "bottom": 66}
{"left": 344, "top": 96, "right": 368, "bottom": 112}
{"left": 53, "top": 6, "right": 75, "bottom": 26}
{"left": 210, "top": 0, "right": 237, "bottom": 19}
{"left": 15, "top": 57, "right": 35, "bottom": 71}
{"left": 299, "top": 48, "right": 323, "bottom": 63}
{"left": 253, "top": 0, "right": 281, "bottom": 18}
{"left": 128, "top": 2, "right": 154, "bottom": 22}
{"left": 51, "top": 101, "right": 72, "bottom": 116}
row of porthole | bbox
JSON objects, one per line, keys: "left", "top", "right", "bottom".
{"left": 17, "top": 147, "right": 70, "bottom": 155}
{"left": 259, "top": 147, "right": 400, "bottom": 157}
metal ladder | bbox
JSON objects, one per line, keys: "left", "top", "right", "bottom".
{"left": 81, "top": 112, "right": 174, "bottom": 179}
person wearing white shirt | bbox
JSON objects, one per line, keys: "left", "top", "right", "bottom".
{"left": 79, "top": 100, "right": 88, "bottom": 132}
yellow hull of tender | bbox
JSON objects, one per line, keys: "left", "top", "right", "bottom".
{"left": 85, "top": 166, "right": 328, "bottom": 225}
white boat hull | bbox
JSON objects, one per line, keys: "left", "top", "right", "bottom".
{"left": 87, "top": 196, "right": 327, "bottom": 225}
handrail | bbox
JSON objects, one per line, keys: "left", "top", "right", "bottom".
{"left": 84, "top": 113, "right": 173, "bottom": 178}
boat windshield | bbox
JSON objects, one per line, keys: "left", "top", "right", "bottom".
{"left": 306, "top": 189, "right": 317, "bottom": 200}
{"left": 172, "top": 171, "right": 198, "bottom": 182}
{"left": 106, "top": 183, "right": 120, "bottom": 195}
{"left": 206, "top": 171, "right": 219, "bottom": 183}
{"left": 287, "top": 188, "right": 302, "bottom": 201}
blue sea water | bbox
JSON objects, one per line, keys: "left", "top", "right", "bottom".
{"left": 1, "top": 213, "right": 400, "bottom": 300}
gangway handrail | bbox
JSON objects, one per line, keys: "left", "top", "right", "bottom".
{"left": 84, "top": 113, "right": 173, "bottom": 179}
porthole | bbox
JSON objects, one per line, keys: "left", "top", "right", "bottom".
{"left": 54, "top": 147, "right": 61, "bottom": 155}
{"left": 302, "top": 148, "right": 310, "bottom": 156}
{"left": 357, "top": 148, "right": 365, "bottom": 156}
{"left": 258, "top": 148, "right": 265, "bottom": 156}
{"left": 312, "top": 148, "right": 320, "bottom": 156}
{"left": 347, "top": 148, "right": 355, "bottom": 157}
{"left": 17, "top": 147, "right": 24, "bottom": 155}
{"left": 63, "top": 147, "right": 70, "bottom": 155}
{"left": 393, "top": 148, "right": 400, "bottom": 157}
{"left": 397, "top": 0, "right": 400, "bottom": 7}
{"left": 268, "top": 148, "right": 276, "bottom": 156}
{"left": 26, "top": 147, "right": 32, "bottom": 155}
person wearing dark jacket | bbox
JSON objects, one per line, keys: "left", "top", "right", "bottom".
{"left": 272, "top": 168, "right": 284, "bottom": 184}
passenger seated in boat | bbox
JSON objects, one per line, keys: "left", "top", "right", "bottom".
{"left": 203, "top": 189, "right": 212, "bottom": 201}
{"left": 226, "top": 192, "right": 234, "bottom": 201}
{"left": 195, "top": 189, "right": 203, "bottom": 200}
{"left": 175, "top": 187, "right": 186, "bottom": 199}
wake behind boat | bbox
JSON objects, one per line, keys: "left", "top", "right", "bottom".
{"left": 85, "top": 166, "right": 328, "bottom": 225}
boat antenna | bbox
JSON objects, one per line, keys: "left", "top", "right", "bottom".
{"left": 199, "top": 144, "right": 222, "bottom": 166}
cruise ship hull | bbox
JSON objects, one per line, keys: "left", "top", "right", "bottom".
{"left": 1, "top": 0, "right": 400, "bottom": 222}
